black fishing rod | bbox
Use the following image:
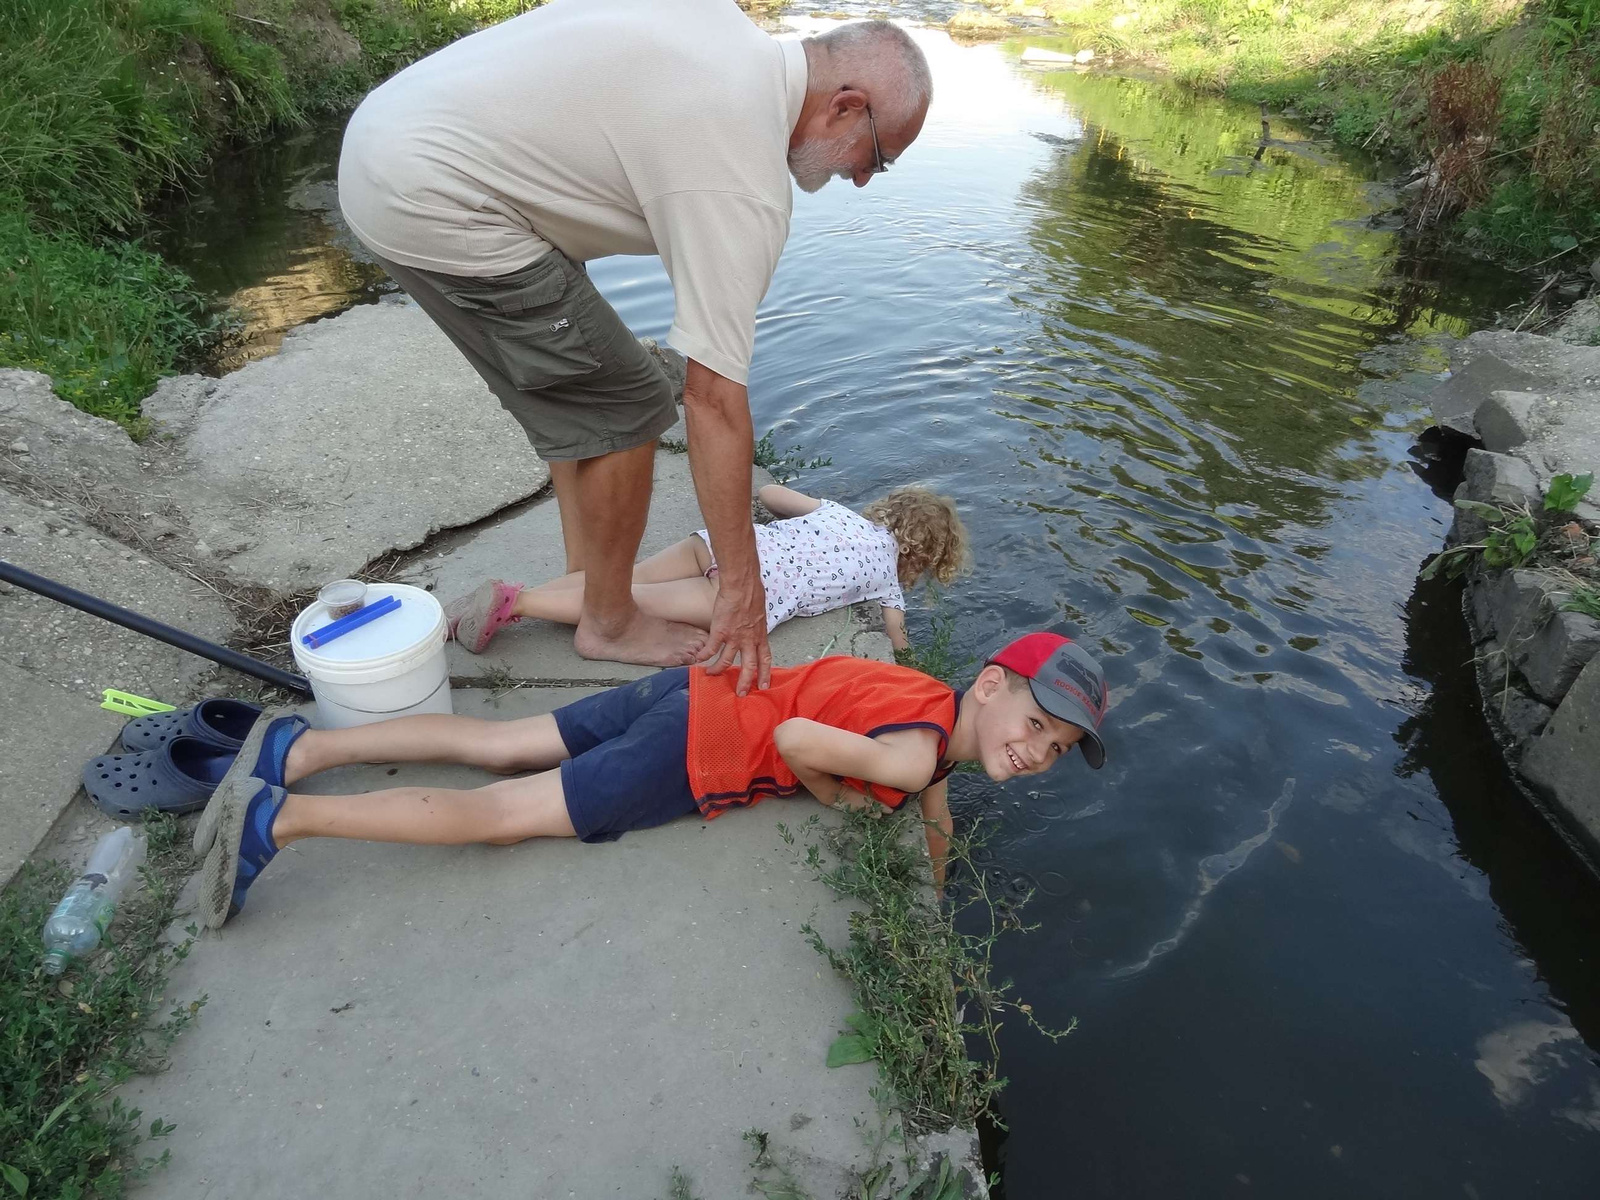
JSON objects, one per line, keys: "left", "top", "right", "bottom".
{"left": 0, "top": 559, "right": 312, "bottom": 696}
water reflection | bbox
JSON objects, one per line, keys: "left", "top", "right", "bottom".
{"left": 154, "top": 125, "right": 389, "bottom": 372}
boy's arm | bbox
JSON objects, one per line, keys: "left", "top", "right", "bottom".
{"left": 882, "top": 606, "right": 909, "bottom": 651}
{"left": 918, "top": 777, "right": 953, "bottom": 894}
{"left": 756, "top": 483, "right": 823, "bottom": 520}
{"left": 773, "top": 719, "right": 939, "bottom": 811}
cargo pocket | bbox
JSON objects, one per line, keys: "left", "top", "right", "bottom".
{"left": 439, "top": 256, "right": 601, "bottom": 391}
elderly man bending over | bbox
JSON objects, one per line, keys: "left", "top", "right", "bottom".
{"left": 338, "top": 1, "right": 931, "bottom": 692}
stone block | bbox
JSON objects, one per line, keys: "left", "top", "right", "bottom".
{"left": 1475, "top": 390, "right": 1542, "bottom": 452}
{"left": 1554, "top": 297, "right": 1600, "bottom": 347}
{"left": 1451, "top": 450, "right": 1539, "bottom": 542}
{"left": 1486, "top": 568, "right": 1558, "bottom": 643}
{"left": 1466, "top": 570, "right": 1499, "bottom": 642}
{"left": 1523, "top": 656, "right": 1600, "bottom": 856}
{"left": 1488, "top": 689, "right": 1554, "bottom": 745}
{"left": 1511, "top": 608, "right": 1600, "bottom": 705}
{"left": 1426, "top": 352, "right": 1538, "bottom": 437}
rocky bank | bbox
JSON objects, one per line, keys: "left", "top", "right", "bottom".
{"left": 1425, "top": 299, "right": 1600, "bottom": 867}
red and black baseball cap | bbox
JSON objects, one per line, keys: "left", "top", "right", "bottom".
{"left": 988, "top": 632, "right": 1109, "bottom": 769}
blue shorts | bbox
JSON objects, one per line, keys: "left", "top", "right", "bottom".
{"left": 553, "top": 667, "right": 700, "bottom": 843}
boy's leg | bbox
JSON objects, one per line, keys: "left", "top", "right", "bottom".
{"left": 283, "top": 712, "right": 571, "bottom": 785}
{"left": 198, "top": 669, "right": 697, "bottom": 926}
{"left": 273, "top": 769, "right": 576, "bottom": 847}
{"left": 280, "top": 669, "right": 694, "bottom": 845}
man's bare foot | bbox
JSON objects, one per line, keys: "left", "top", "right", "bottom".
{"left": 575, "top": 612, "right": 706, "bottom": 667}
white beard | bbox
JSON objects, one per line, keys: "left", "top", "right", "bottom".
{"left": 787, "top": 134, "right": 857, "bottom": 193}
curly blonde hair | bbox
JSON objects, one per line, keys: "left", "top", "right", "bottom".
{"left": 860, "top": 486, "right": 969, "bottom": 588}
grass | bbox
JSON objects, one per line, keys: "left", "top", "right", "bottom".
{"left": 754, "top": 431, "right": 834, "bottom": 484}
{"left": 0, "top": 814, "right": 206, "bottom": 1198}
{"left": 782, "top": 808, "right": 1071, "bottom": 1135}
{"left": 0, "top": 1, "right": 541, "bottom": 430}
{"left": 659, "top": 1165, "right": 702, "bottom": 1200}
{"left": 744, "top": 1124, "right": 975, "bottom": 1200}
{"left": 891, "top": 592, "right": 972, "bottom": 684}
{"left": 1024, "top": 0, "right": 1600, "bottom": 266}
{"left": 0, "top": 201, "right": 228, "bottom": 432}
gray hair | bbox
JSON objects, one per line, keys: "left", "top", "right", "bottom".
{"left": 803, "top": 21, "right": 932, "bottom": 131}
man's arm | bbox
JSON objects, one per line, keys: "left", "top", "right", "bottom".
{"left": 773, "top": 719, "right": 939, "bottom": 811}
{"left": 682, "top": 359, "right": 771, "bottom": 694}
{"left": 917, "top": 778, "right": 953, "bottom": 894}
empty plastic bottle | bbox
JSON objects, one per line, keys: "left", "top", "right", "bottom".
{"left": 41, "top": 827, "right": 145, "bottom": 976}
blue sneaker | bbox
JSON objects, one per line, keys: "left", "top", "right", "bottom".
{"left": 197, "top": 774, "right": 286, "bottom": 928}
{"left": 193, "top": 709, "right": 306, "bottom": 858}
{"left": 247, "top": 713, "right": 310, "bottom": 790}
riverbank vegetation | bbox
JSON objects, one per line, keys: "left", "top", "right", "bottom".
{"left": 0, "top": 816, "right": 201, "bottom": 1199}
{"left": 1021, "top": 0, "right": 1600, "bottom": 266}
{"left": 0, "top": 0, "right": 539, "bottom": 429}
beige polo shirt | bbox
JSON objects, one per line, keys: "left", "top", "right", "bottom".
{"left": 338, "top": 0, "right": 808, "bottom": 385}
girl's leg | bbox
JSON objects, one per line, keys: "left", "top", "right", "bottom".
{"left": 517, "top": 535, "right": 711, "bottom": 600}
{"left": 283, "top": 712, "right": 570, "bottom": 785}
{"left": 271, "top": 769, "right": 576, "bottom": 848}
{"left": 514, "top": 575, "right": 718, "bottom": 630}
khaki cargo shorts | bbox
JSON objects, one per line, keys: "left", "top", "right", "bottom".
{"left": 375, "top": 249, "right": 677, "bottom": 461}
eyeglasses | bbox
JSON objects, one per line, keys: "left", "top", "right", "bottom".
{"left": 866, "top": 105, "right": 888, "bottom": 175}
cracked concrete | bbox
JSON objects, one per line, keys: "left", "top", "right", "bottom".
{"left": 3, "top": 314, "right": 968, "bottom": 1198}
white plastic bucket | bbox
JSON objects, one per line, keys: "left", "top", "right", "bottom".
{"left": 290, "top": 582, "right": 452, "bottom": 729}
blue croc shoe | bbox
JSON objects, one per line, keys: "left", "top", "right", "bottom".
{"left": 120, "top": 698, "right": 264, "bottom": 754}
{"left": 83, "top": 736, "right": 237, "bottom": 819}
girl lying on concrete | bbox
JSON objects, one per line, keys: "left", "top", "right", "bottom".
{"left": 192, "top": 633, "right": 1109, "bottom": 929}
{"left": 443, "top": 484, "right": 968, "bottom": 656}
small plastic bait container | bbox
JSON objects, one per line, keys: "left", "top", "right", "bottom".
{"left": 317, "top": 578, "right": 368, "bottom": 619}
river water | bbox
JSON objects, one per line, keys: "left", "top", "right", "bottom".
{"left": 156, "top": 16, "right": 1600, "bottom": 1198}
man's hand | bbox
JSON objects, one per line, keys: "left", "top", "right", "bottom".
{"left": 682, "top": 358, "right": 772, "bottom": 693}
{"left": 704, "top": 559, "right": 772, "bottom": 696}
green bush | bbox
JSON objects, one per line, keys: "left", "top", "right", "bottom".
{"left": 0, "top": 202, "right": 221, "bottom": 431}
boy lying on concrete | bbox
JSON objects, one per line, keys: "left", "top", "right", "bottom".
{"left": 193, "top": 633, "right": 1108, "bottom": 928}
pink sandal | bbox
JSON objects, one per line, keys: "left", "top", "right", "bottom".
{"left": 445, "top": 579, "right": 525, "bottom": 654}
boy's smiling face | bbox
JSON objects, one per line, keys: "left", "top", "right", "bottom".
{"left": 967, "top": 666, "right": 1085, "bottom": 781}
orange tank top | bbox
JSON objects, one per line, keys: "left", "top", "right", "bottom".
{"left": 686, "top": 657, "right": 958, "bottom": 818}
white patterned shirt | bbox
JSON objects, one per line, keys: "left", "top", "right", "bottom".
{"left": 698, "top": 501, "right": 906, "bottom": 631}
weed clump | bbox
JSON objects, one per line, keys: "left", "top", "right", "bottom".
{"left": 783, "top": 808, "right": 1072, "bottom": 1134}
{"left": 0, "top": 814, "right": 205, "bottom": 1197}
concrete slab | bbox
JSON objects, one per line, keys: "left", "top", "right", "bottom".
{"left": 0, "top": 488, "right": 236, "bottom": 703}
{"left": 0, "top": 661, "right": 122, "bottom": 885}
{"left": 403, "top": 451, "right": 891, "bottom": 682}
{"left": 143, "top": 298, "right": 550, "bottom": 594}
{"left": 0, "top": 486, "right": 238, "bottom": 882}
{"left": 126, "top": 689, "right": 892, "bottom": 1199}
